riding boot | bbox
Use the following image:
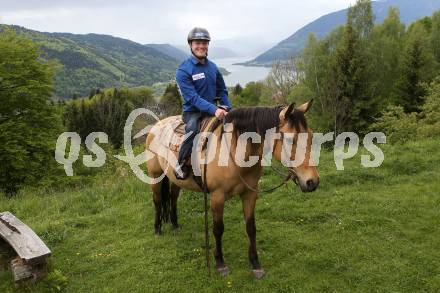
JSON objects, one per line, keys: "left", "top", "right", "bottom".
{"left": 174, "top": 162, "right": 191, "bottom": 180}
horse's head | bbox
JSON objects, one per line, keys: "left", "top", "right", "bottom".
{"left": 273, "top": 100, "right": 319, "bottom": 193}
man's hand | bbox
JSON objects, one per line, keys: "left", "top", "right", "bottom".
{"left": 214, "top": 108, "right": 228, "bottom": 119}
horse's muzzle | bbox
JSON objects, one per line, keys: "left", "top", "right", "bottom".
{"left": 298, "top": 177, "right": 319, "bottom": 193}
{"left": 288, "top": 169, "right": 319, "bottom": 192}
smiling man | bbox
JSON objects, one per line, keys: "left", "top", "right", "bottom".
{"left": 174, "top": 27, "right": 232, "bottom": 180}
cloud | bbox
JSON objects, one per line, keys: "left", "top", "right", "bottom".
{"left": 0, "top": 0, "right": 356, "bottom": 49}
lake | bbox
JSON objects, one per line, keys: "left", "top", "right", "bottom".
{"left": 214, "top": 57, "right": 271, "bottom": 87}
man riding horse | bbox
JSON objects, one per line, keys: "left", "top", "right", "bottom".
{"left": 145, "top": 27, "right": 320, "bottom": 279}
{"left": 174, "top": 27, "right": 232, "bottom": 180}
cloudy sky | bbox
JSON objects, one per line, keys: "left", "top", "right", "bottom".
{"left": 0, "top": 0, "right": 355, "bottom": 53}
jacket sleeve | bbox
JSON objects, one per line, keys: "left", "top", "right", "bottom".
{"left": 176, "top": 68, "right": 218, "bottom": 115}
{"left": 216, "top": 68, "right": 232, "bottom": 110}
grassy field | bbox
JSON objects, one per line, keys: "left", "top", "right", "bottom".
{"left": 1, "top": 139, "right": 439, "bottom": 292}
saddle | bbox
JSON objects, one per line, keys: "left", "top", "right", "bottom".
{"left": 168, "top": 115, "right": 222, "bottom": 153}
{"left": 163, "top": 115, "right": 222, "bottom": 192}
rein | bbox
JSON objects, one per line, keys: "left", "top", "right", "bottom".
{"left": 200, "top": 117, "right": 220, "bottom": 276}
{"left": 202, "top": 133, "right": 211, "bottom": 276}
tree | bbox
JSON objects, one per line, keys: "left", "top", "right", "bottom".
{"left": 396, "top": 22, "right": 437, "bottom": 112}
{"left": 430, "top": 11, "right": 440, "bottom": 64}
{"left": 0, "top": 28, "right": 62, "bottom": 194}
{"left": 420, "top": 77, "right": 440, "bottom": 125}
{"left": 332, "top": 8, "right": 360, "bottom": 133}
{"left": 371, "top": 77, "right": 440, "bottom": 142}
{"left": 266, "top": 56, "right": 301, "bottom": 102}
{"left": 323, "top": 2, "right": 375, "bottom": 134}
{"left": 350, "top": 0, "right": 374, "bottom": 38}
{"left": 160, "top": 83, "right": 182, "bottom": 115}
{"left": 232, "top": 84, "right": 243, "bottom": 96}
{"left": 64, "top": 86, "right": 156, "bottom": 148}
{"left": 369, "top": 7, "right": 406, "bottom": 107}
{"left": 298, "top": 32, "right": 335, "bottom": 131}
{"left": 232, "top": 82, "right": 264, "bottom": 107}
{"left": 294, "top": 1, "right": 440, "bottom": 133}
{"left": 296, "top": 0, "right": 378, "bottom": 134}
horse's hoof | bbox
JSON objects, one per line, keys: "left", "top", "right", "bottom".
{"left": 252, "top": 269, "right": 266, "bottom": 279}
{"left": 216, "top": 266, "right": 230, "bottom": 277}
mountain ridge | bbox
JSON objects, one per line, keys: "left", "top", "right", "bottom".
{"left": 247, "top": 0, "right": 440, "bottom": 66}
{"left": 1, "top": 24, "right": 181, "bottom": 99}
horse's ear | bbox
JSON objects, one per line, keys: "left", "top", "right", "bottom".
{"left": 279, "top": 103, "right": 295, "bottom": 122}
{"left": 297, "top": 99, "right": 314, "bottom": 114}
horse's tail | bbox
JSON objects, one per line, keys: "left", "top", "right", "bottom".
{"left": 160, "top": 175, "right": 171, "bottom": 223}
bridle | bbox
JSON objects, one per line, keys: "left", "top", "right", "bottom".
{"left": 219, "top": 123, "right": 300, "bottom": 194}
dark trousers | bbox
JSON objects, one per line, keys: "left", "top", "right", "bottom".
{"left": 178, "top": 111, "right": 208, "bottom": 164}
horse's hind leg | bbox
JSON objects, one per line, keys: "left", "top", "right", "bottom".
{"left": 151, "top": 176, "right": 171, "bottom": 235}
{"left": 151, "top": 182, "right": 163, "bottom": 235}
{"left": 170, "top": 183, "right": 181, "bottom": 229}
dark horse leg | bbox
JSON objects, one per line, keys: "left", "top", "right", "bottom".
{"left": 170, "top": 183, "right": 181, "bottom": 229}
{"left": 211, "top": 192, "right": 230, "bottom": 276}
{"left": 241, "top": 190, "right": 265, "bottom": 279}
{"left": 152, "top": 182, "right": 163, "bottom": 235}
{"left": 152, "top": 176, "right": 171, "bottom": 235}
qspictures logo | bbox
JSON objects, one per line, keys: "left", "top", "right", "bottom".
{"left": 54, "top": 108, "right": 386, "bottom": 183}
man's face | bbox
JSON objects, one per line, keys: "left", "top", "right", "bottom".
{"left": 190, "top": 40, "right": 209, "bottom": 59}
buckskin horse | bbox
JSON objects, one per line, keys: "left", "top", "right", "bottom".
{"left": 145, "top": 100, "right": 319, "bottom": 278}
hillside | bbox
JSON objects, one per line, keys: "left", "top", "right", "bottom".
{"left": 247, "top": 0, "right": 440, "bottom": 66}
{"left": 145, "top": 43, "right": 189, "bottom": 62}
{"left": 1, "top": 139, "right": 439, "bottom": 292}
{"left": 0, "top": 25, "right": 180, "bottom": 99}
{"left": 208, "top": 47, "right": 240, "bottom": 59}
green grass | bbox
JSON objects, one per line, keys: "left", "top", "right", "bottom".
{"left": 1, "top": 139, "right": 440, "bottom": 292}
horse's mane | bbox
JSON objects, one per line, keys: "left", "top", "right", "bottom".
{"left": 223, "top": 105, "right": 308, "bottom": 138}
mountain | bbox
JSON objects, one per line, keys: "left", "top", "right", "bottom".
{"left": 1, "top": 25, "right": 180, "bottom": 99}
{"left": 207, "top": 47, "right": 240, "bottom": 59}
{"left": 212, "top": 37, "right": 275, "bottom": 58}
{"left": 145, "top": 43, "right": 188, "bottom": 62}
{"left": 247, "top": 0, "right": 440, "bottom": 66}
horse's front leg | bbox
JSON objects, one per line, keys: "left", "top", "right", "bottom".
{"left": 210, "top": 191, "right": 230, "bottom": 276}
{"left": 241, "top": 190, "right": 265, "bottom": 279}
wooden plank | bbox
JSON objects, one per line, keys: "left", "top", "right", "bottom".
{"left": 0, "top": 212, "right": 51, "bottom": 264}
{"left": 11, "top": 257, "right": 34, "bottom": 282}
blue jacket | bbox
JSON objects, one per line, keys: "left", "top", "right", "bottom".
{"left": 176, "top": 55, "right": 232, "bottom": 115}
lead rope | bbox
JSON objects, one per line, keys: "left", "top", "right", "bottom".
{"left": 201, "top": 118, "right": 220, "bottom": 276}
{"left": 203, "top": 145, "right": 210, "bottom": 276}
{"left": 203, "top": 164, "right": 210, "bottom": 275}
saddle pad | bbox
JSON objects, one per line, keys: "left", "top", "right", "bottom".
{"left": 168, "top": 116, "right": 185, "bottom": 152}
{"left": 168, "top": 115, "right": 221, "bottom": 153}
